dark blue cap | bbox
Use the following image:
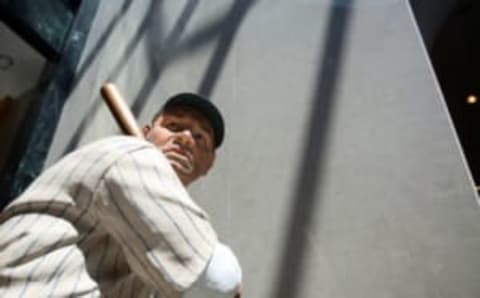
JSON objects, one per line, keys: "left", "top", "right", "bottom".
{"left": 164, "top": 93, "right": 225, "bottom": 148}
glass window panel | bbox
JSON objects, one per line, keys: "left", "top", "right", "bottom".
{"left": 0, "top": 0, "right": 80, "bottom": 55}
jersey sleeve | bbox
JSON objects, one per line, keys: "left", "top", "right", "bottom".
{"left": 92, "top": 146, "right": 218, "bottom": 295}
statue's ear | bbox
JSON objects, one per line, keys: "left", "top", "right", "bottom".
{"left": 201, "top": 151, "right": 216, "bottom": 177}
{"left": 142, "top": 125, "right": 151, "bottom": 138}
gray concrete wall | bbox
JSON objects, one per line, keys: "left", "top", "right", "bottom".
{"left": 47, "top": 0, "right": 480, "bottom": 297}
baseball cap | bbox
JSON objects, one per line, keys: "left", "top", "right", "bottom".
{"left": 163, "top": 93, "right": 225, "bottom": 148}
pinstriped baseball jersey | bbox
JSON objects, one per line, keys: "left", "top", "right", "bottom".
{"left": 0, "top": 136, "right": 218, "bottom": 297}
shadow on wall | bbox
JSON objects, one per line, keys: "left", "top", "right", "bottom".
{"left": 63, "top": 0, "right": 257, "bottom": 155}
{"left": 70, "top": 0, "right": 134, "bottom": 91}
{"left": 62, "top": 0, "right": 161, "bottom": 155}
{"left": 66, "top": 1, "right": 352, "bottom": 296}
{"left": 269, "top": 1, "right": 354, "bottom": 297}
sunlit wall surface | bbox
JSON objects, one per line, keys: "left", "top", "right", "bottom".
{"left": 32, "top": 0, "right": 480, "bottom": 297}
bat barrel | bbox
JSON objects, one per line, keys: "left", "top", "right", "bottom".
{"left": 100, "top": 83, "right": 143, "bottom": 138}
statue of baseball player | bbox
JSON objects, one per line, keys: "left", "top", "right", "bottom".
{"left": 0, "top": 92, "right": 242, "bottom": 297}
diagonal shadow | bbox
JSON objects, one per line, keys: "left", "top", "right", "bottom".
{"left": 128, "top": 1, "right": 246, "bottom": 81}
{"left": 63, "top": 0, "right": 203, "bottom": 154}
{"left": 197, "top": 0, "right": 256, "bottom": 98}
{"left": 270, "top": 1, "right": 354, "bottom": 298}
{"left": 62, "top": 0, "right": 162, "bottom": 155}
{"left": 131, "top": 0, "right": 255, "bottom": 116}
{"left": 131, "top": 0, "right": 199, "bottom": 116}
{"left": 106, "top": 0, "right": 165, "bottom": 84}
{"left": 63, "top": 0, "right": 256, "bottom": 154}
{"left": 69, "top": 0, "right": 133, "bottom": 94}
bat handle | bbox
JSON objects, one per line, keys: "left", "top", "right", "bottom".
{"left": 100, "top": 83, "right": 143, "bottom": 138}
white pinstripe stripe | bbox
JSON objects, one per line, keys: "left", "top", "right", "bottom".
{"left": 126, "top": 154, "right": 208, "bottom": 261}
{"left": 1, "top": 138, "right": 135, "bottom": 296}
{"left": 1, "top": 138, "right": 134, "bottom": 255}
{"left": 116, "top": 165, "right": 195, "bottom": 266}
{"left": 152, "top": 165, "right": 214, "bottom": 249}
{"left": 93, "top": 235, "right": 112, "bottom": 281}
{"left": 45, "top": 223, "right": 98, "bottom": 296}
{"left": 44, "top": 145, "right": 161, "bottom": 296}
{"left": 102, "top": 179, "right": 176, "bottom": 296}
{"left": 48, "top": 153, "right": 172, "bottom": 296}
{"left": 0, "top": 137, "right": 216, "bottom": 297}
{"left": 0, "top": 152, "right": 83, "bottom": 256}
{"left": 15, "top": 141, "right": 136, "bottom": 296}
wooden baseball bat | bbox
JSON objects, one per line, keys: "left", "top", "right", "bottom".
{"left": 100, "top": 83, "right": 143, "bottom": 138}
